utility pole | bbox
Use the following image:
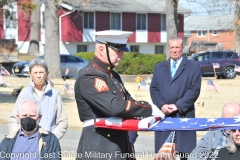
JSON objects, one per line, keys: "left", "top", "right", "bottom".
{"left": 235, "top": 0, "right": 240, "bottom": 53}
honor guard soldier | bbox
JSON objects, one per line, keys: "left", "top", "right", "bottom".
{"left": 74, "top": 30, "right": 165, "bottom": 160}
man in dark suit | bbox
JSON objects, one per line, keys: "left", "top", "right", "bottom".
{"left": 150, "top": 36, "right": 201, "bottom": 160}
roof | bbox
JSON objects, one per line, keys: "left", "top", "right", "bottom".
{"left": 184, "top": 14, "right": 234, "bottom": 31}
{"left": 61, "top": 0, "right": 191, "bottom": 14}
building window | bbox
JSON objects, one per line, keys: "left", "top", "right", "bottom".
{"left": 137, "top": 14, "right": 146, "bottom": 30}
{"left": 5, "top": 11, "right": 17, "bottom": 28}
{"left": 197, "top": 30, "right": 206, "bottom": 37}
{"left": 84, "top": 12, "right": 94, "bottom": 29}
{"left": 111, "top": 13, "right": 121, "bottom": 30}
{"left": 155, "top": 45, "right": 164, "bottom": 54}
{"left": 130, "top": 45, "right": 139, "bottom": 52}
{"left": 161, "top": 14, "right": 166, "bottom": 31}
{"left": 77, "top": 45, "right": 87, "bottom": 52}
{"left": 212, "top": 30, "right": 218, "bottom": 36}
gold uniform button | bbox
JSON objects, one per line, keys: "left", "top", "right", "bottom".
{"left": 107, "top": 134, "right": 110, "bottom": 137}
{"left": 142, "top": 102, "right": 144, "bottom": 104}
{"left": 135, "top": 102, "right": 137, "bottom": 104}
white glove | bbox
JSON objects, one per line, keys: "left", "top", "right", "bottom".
{"left": 150, "top": 102, "right": 165, "bottom": 119}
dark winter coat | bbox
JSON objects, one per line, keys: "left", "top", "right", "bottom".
{"left": 150, "top": 57, "right": 201, "bottom": 153}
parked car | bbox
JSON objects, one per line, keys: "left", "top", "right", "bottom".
{"left": 188, "top": 41, "right": 223, "bottom": 56}
{"left": 188, "top": 50, "right": 240, "bottom": 79}
{"left": 12, "top": 61, "right": 30, "bottom": 77}
{"left": 12, "top": 54, "right": 89, "bottom": 78}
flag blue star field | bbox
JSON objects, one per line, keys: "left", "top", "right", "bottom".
{"left": 165, "top": 131, "right": 177, "bottom": 143}
{"left": 149, "top": 117, "right": 240, "bottom": 131}
{"left": 94, "top": 117, "right": 240, "bottom": 131}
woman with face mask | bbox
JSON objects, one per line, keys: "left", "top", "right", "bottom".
{"left": 0, "top": 98, "right": 61, "bottom": 160}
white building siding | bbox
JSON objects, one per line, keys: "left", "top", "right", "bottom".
{"left": 161, "top": 30, "right": 167, "bottom": 43}
{"left": 17, "top": 41, "right": 30, "bottom": 54}
{"left": 62, "top": 42, "right": 95, "bottom": 54}
{"left": 136, "top": 30, "right": 148, "bottom": 43}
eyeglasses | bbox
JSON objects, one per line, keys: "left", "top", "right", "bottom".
{"left": 231, "top": 129, "right": 240, "bottom": 132}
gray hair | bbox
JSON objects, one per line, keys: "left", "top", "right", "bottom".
{"left": 29, "top": 58, "right": 48, "bottom": 73}
{"left": 168, "top": 36, "right": 183, "bottom": 47}
{"left": 226, "top": 114, "right": 240, "bottom": 153}
{"left": 17, "top": 98, "right": 41, "bottom": 115}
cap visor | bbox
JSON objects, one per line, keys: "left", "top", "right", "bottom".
{"left": 117, "top": 46, "right": 130, "bottom": 52}
{"left": 110, "top": 46, "right": 130, "bottom": 52}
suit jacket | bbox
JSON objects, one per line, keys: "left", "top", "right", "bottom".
{"left": 150, "top": 57, "right": 201, "bottom": 153}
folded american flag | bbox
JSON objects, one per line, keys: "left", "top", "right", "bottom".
{"left": 94, "top": 117, "right": 240, "bottom": 131}
{"left": 94, "top": 116, "right": 161, "bottom": 131}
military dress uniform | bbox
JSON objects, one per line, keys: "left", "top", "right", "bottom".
{"left": 74, "top": 56, "right": 153, "bottom": 160}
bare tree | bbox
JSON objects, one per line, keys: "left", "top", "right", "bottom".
{"left": 165, "top": 0, "right": 179, "bottom": 59}
{"left": 184, "top": 0, "right": 234, "bottom": 15}
{"left": 184, "top": 0, "right": 239, "bottom": 52}
{"left": 235, "top": 0, "right": 240, "bottom": 53}
{"left": 27, "top": 0, "right": 40, "bottom": 55}
{"left": 44, "top": 0, "right": 61, "bottom": 78}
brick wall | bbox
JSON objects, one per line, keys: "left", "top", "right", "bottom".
{"left": 187, "top": 30, "right": 235, "bottom": 50}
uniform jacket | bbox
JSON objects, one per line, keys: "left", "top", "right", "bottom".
{"left": 0, "top": 127, "right": 61, "bottom": 160}
{"left": 150, "top": 57, "right": 201, "bottom": 153}
{"left": 189, "top": 130, "right": 226, "bottom": 160}
{"left": 8, "top": 80, "right": 68, "bottom": 139}
{"left": 74, "top": 56, "right": 153, "bottom": 160}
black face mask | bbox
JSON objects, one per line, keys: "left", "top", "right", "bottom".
{"left": 20, "top": 117, "right": 37, "bottom": 131}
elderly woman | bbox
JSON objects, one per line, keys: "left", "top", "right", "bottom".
{"left": 8, "top": 58, "right": 68, "bottom": 139}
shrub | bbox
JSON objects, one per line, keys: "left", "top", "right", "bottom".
{"left": 74, "top": 52, "right": 94, "bottom": 61}
{"left": 74, "top": 52, "right": 166, "bottom": 75}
